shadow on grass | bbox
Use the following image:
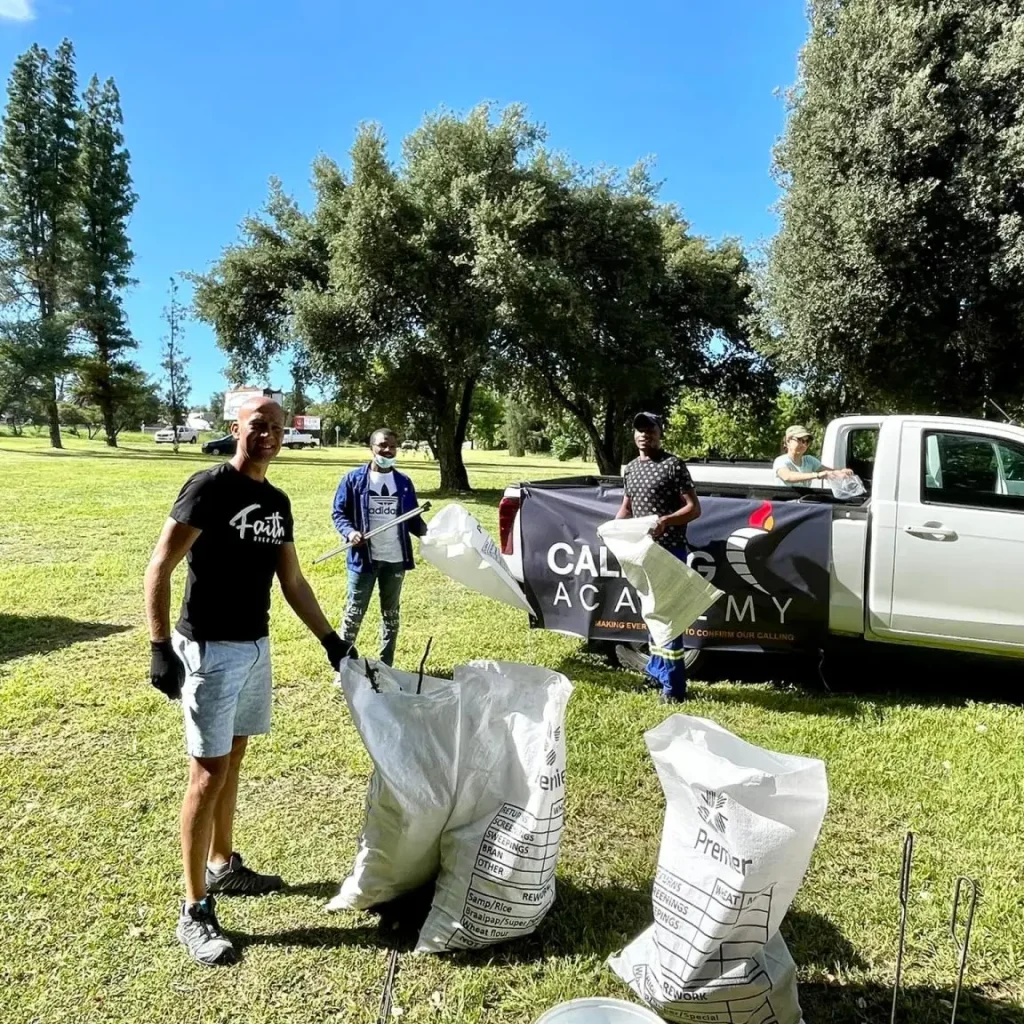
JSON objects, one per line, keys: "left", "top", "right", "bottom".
{"left": 558, "top": 639, "right": 1023, "bottom": 713}
{"left": 552, "top": 647, "right": 863, "bottom": 715}
{"left": 230, "top": 877, "right": 650, "bottom": 959}
{"left": 798, "top": 980, "right": 1024, "bottom": 1024}
{"left": 700, "top": 643, "right": 1024, "bottom": 709}
{"left": 280, "top": 880, "right": 339, "bottom": 900}
{"left": 781, "top": 909, "right": 867, "bottom": 972}
{"left": 228, "top": 882, "right": 1023, "bottom": 1020}
{"left": 417, "top": 487, "right": 505, "bottom": 509}
{"left": 0, "top": 613, "right": 130, "bottom": 664}
{"left": 0, "top": 445, "right": 215, "bottom": 463}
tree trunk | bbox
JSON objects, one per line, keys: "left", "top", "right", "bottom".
{"left": 534, "top": 371, "right": 624, "bottom": 475}
{"left": 103, "top": 400, "right": 117, "bottom": 446}
{"left": 593, "top": 443, "right": 619, "bottom": 476}
{"left": 47, "top": 377, "right": 62, "bottom": 449}
{"left": 595, "top": 395, "right": 626, "bottom": 476}
{"left": 435, "top": 376, "right": 475, "bottom": 491}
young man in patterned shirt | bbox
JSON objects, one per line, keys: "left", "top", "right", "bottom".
{"left": 616, "top": 411, "right": 701, "bottom": 703}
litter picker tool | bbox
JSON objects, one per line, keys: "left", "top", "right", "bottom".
{"left": 312, "top": 502, "right": 431, "bottom": 566}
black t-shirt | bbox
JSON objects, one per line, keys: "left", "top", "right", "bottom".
{"left": 623, "top": 450, "right": 695, "bottom": 550}
{"left": 170, "top": 463, "right": 294, "bottom": 641}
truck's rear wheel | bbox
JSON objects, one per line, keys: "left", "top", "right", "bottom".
{"left": 606, "top": 642, "right": 702, "bottom": 676}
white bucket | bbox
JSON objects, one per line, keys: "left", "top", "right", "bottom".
{"left": 534, "top": 998, "right": 663, "bottom": 1024}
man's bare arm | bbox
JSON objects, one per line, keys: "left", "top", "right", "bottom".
{"left": 276, "top": 542, "right": 335, "bottom": 639}
{"left": 650, "top": 490, "right": 701, "bottom": 538}
{"left": 615, "top": 495, "right": 633, "bottom": 519}
{"left": 144, "top": 519, "right": 201, "bottom": 640}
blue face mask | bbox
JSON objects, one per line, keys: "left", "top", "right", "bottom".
{"left": 375, "top": 455, "right": 397, "bottom": 470}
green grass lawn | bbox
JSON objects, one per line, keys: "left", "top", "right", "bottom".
{"left": 1, "top": 434, "right": 1022, "bottom": 1024}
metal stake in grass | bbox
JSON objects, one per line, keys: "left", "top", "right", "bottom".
{"left": 416, "top": 636, "right": 433, "bottom": 694}
{"left": 949, "top": 876, "right": 979, "bottom": 1023}
{"left": 891, "top": 831, "right": 914, "bottom": 1024}
{"left": 376, "top": 947, "right": 400, "bottom": 1024}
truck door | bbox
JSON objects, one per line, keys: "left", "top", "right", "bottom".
{"left": 882, "top": 422, "right": 1024, "bottom": 653}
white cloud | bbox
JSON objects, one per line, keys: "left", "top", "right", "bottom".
{"left": 0, "top": 0, "right": 35, "bottom": 21}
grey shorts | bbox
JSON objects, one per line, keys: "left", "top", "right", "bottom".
{"left": 171, "top": 631, "right": 272, "bottom": 758}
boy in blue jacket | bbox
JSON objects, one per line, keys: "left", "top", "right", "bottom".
{"left": 331, "top": 429, "right": 427, "bottom": 665}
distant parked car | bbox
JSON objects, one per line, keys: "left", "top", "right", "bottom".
{"left": 155, "top": 426, "right": 198, "bottom": 444}
{"left": 201, "top": 434, "right": 236, "bottom": 456}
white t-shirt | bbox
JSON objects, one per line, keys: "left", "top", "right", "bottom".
{"left": 774, "top": 454, "right": 823, "bottom": 485}
{"left": 367, "top": 468, "right": 403, "bottom": 563}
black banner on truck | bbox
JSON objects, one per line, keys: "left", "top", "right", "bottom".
{"left": 520, "top": 481, "right": 832, "bottom": 654}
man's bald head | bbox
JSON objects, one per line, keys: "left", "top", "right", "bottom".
{"left": 231, "top": 396, "right": 285, "bottom": 471}
{"left": 237, "top": 395, "right": 284, "bottom": 426}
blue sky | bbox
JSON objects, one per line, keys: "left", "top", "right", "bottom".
{"left": 0, "top": 0, "right": 808, "bottom": 409}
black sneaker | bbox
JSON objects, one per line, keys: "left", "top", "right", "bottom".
{"left": 206, "top": 852, "right": 283, "bottom": 896}
{"left": 659, "top": 692, "right": 687, "bottom": 705}
{"left": 176, "top": 896, "right": 238, "bottom": 966}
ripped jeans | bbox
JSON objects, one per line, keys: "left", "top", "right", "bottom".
{"left": 341, "top": 562, "right": 405, "bottom": 667}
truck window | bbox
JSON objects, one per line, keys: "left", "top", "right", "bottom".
{"left": 922, "top": 431, "right": 1024, "bottom": 512}
{"left": 847, "top": 428, "right": 878, "bottom": 486}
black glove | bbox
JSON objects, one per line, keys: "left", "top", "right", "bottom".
{"left": 150, "top": 639, "right": 184, "bottom": 700}
{"left": 321, "top": 631, "right": 357, "bottom": 671}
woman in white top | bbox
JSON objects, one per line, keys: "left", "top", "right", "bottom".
{"left": 774, "top": 424, "right": 854, "bottom": 486}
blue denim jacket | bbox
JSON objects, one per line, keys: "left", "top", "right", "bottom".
{"left": 331, "top": 463, "right": 426, "bottom": 573}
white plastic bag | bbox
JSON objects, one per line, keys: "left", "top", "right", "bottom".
{"left": 326, "top": 659, "right": 460, "bottom": 912}
{"left": 608, "top": 715, "right": 828, "bottom": 1024}
{"left": 829, "top": 474, "right": 867, "bottom": 500}
{"left": 597, "top": 517, "right": 724, "bottom": 648}
{"left": 417, "top": 660, "right": 573, "bottom": 952}
{"left": 419, "top": 503, "right": 534, "bottom": 613}
{"left": 327, "top": 656, "right": 573, "bottom": 955}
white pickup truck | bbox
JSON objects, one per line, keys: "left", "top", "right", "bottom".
{"left": 154, "top": 425, "right": 198, "bottom": 444}
{"left": 282, "top": 427, "right": 319, "bottom": 450}
{"left": 500, "top": 414, "right": 1024, "bottom": 665}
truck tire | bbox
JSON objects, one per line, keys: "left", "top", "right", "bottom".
{"left": 607, "top": 641, "right": 702, "bottom": 676}
{"left": 189, "top": 436, "right": 197, "bottom": 444}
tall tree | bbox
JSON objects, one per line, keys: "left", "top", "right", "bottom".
{"left": 493, "top": 164, "right": 761, "bottom": 474}
{"left": 161, "top": 276, "right": 190, "bottom": 452}
{"left": 108, "top": 363, "right": 161, "bottom": 438}
{"left": 74, "top": 75, "right": 136, "bottom": 446}
{"left": 193, "top": 106, "right": 548, "bottom": 490}
{"left": 193, "top": 105, "right": 759, "bottom": 484}
{"left": 0, "top": 39, "right": 82, "bottom": 449}
{"left": 767, "top": 0, "right": 1024, "bottom": 417}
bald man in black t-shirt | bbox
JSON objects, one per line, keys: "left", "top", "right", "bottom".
{"left": 144, "top": 396, "right": 354, "bottom": 966}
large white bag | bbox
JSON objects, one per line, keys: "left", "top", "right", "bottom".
{"left": 597, "top": 517, "right": 724, "bottom": 647}
{"left": 327, "top": 657, "right": 573, "bottom": 955}
{"left": 417, "top": 660, "right": 572, "bottom": 952}
{"left": 419, "top": 503, "right": 533, "bottom": 613}
{"left": 325, "top": 658, "right": 460, "bottom": 912}
{"left": 608, "top": 715, "right": 828, "bottom": 1024}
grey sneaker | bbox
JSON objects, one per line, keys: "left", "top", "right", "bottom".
{"left": 176, "top": 896, "right": 238, "bottom": 966}
{"left": 206, "top": 852, "right": 283, "bottom": 896}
